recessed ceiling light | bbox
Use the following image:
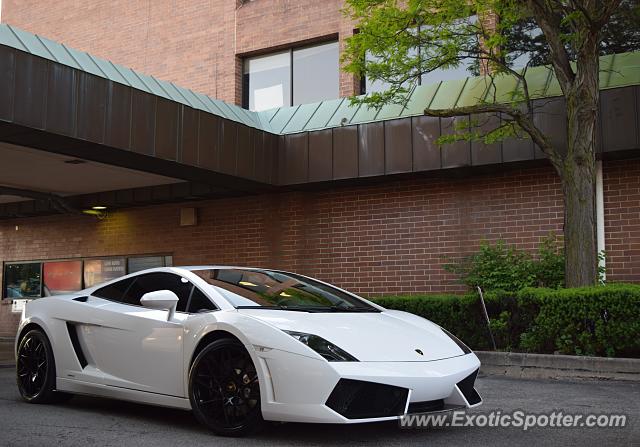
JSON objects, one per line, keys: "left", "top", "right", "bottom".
{"left": 64, "top": 159, "right": 87, "bottom": 165}
{"left": 92, "top": 206, "right": 107, "bottom": 210}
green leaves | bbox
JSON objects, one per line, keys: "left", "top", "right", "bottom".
{"left": 443, "top": 235, "right": 565, "bottom": 292}
{"left": 343, "top": 0, "right": 485, "bottom": 109}
{"left": 517, "top": 285, "right": 640, "bottom": 357}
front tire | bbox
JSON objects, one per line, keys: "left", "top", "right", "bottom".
{"left": 16, "top": 329, "right": 69, "bottom": 404}
{"left": 189, "top": 338, "right": 263, "bottom": 437}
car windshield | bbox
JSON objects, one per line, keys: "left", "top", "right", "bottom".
{"left": 192, "top": 269, "right": 379, "bottom": 312}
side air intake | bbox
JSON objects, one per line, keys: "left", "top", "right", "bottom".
{"left": 456, "top": 369, "right": 482, "bottom": 405}
{"left": 66, "top": 322, "right": 88, "bottom": 368}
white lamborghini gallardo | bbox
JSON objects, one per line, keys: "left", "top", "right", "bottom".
{"left": 15, "top": 266, "right": 482, "bottom": 436}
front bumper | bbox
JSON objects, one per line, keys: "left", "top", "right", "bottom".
{"left": 255, "top": 348, "right": 482, "bottom": 424}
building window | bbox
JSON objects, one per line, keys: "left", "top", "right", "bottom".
{"left": 3, "top": 262, "right": 42, "bottom": 298}
{"left": 3, "top": 254, "right": 173, "bottom": 299}
{"left": 364, "top": 17, "right": 479, "bottom": 94}
{"left": 243, "top": 40, "right": 339, "bottom": 111}
{"left": 292, "top": 41, "right": 339, "bottom": 106}
{"left": 505, "top": 23, "right": 545, "bottom": 70}
{"left": 364, "top": 49, "right": 418, "bottom": 95}
{"left": 418, "top": 58, "right": 476, "bottom": 85}
{"left": 128, "top": 255, "right": 173, "bottom": 274}
{"left": 83, "top": 258, "right": 127, "bottom": 288}
{"left": 243, "top": 51, "right": 291, "bottom": 111}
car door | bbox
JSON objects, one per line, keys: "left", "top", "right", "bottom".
{"left": 84, "top": 272, "right": 193, "bottom": 397}
{"left": 57, "top": 283, "right": 136, "bottom": 386}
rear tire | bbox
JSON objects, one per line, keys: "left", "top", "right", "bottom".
{"left": 189, "top": 338, "right": 264, "bottom": 437}
{"left": 16, "top": 329, "right": 70, "bottom": 404}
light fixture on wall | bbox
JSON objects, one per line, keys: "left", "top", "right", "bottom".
{"left": 82, "top": 206, "right": 108, "bottom": 219}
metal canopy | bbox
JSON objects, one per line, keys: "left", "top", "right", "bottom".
{"left": 0, "top": 26, "right": 280, "bottom": 198}
{"left": 0, "top": 24, "right": 270, "bottom": 132}
{"left": 2, "top": 24, "right": 638, "bottom": 137}
{"left": 266, "top": 52, "right": 640, "bottom": 134}
{"left": 0, "top": 23, "right": 639, "bottom": 218}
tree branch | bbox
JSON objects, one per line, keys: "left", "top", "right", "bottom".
{"left": 424, "top": 103, "right": 563, "bottom": 169}
{"left": 527, "top": 0, "right": 576, "bottom": 93}
{"left": 594, "top": 0, "right": 624, "bottom": 27}
{"left": 565, "top": 0, "right": 597, "bottom": 30}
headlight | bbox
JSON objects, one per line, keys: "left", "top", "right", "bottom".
{"left": 284, "top": 331, "right": 358, "bottom": 362}
{"left": 440, "top": 327, "right": 472, "bottom": 354}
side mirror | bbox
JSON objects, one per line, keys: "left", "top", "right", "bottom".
{"left": 140, "top": 290, "right": 179, "bottom": 321}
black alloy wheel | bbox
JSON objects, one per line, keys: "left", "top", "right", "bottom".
{"left": 189, "top": 338, "right": 263, "bottom": 437}
{"left": 16, "top": 329, "right": 68, "bottom": 403}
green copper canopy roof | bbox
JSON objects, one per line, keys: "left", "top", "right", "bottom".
{"left": 0, "top": 23, "right": 271, "bottom": 132}
{"left": 265, "top": 51, "right": 640, "bottom": 134}
{"left": 1, "top": 23, "right": 638, "bottom": 136}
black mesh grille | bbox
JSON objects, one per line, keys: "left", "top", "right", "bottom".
{"left": 407, "top": 399, "right": 445, "bottom": 414}
{"left": 325, "top": 379, "right": 409, "bottom": 419}
{"left": 457, "top": 369, "right": 482, "bottom": 405}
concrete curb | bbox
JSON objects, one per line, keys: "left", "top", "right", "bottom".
{"left": 477, "top": 351, "right": 640, "bottom": 382}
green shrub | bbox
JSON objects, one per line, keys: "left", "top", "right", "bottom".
{"left": 371, "top": 284, "right": 640, "bottom": 358}
{"left": 443, "top": 236, "right": 565, "bottom": 292}
{"left": 532, "top": 237, "right": 565, "bottom": 289}
{"left": 517, "top": 285, "right": 640, "bottom": 357}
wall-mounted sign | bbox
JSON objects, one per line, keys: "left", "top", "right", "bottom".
{"left": 43, "top": 260, "right": 83, "bottom": 296}
{"left": 83, "top": 258, "right": 126, "bottom": 288}
{"left": 11, "top": 299, "right": 28, "bottom": 313}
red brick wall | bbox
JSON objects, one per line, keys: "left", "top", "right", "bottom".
{"left": 2, "top": 160, "right": 639, "bottom": 335}
{"left": 0, "top": 302, "right": 19, "bottom": 337}
{"left": 235, "top": 0, "right": 358, "bottom": 99}
{"left": 603, "top": 159, "right": 640, "bottom": 283}
{"left": 1, "top": 0, "right": 358, "bottom": 104}
{"left": 0, "top": 163, "right": 569, "bottom": 335}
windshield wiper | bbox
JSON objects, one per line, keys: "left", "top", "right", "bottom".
{"left": 235, "top": 305, "right": 315, "bottom": 312}
{"left": 236, "top": 305, "right": 380, "bottom": 313}
{"left": 328, "top": 305, "right": 380, "bottom": 312}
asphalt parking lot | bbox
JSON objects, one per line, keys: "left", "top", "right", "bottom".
{"left": 0, "top": 367, "right": 637, "bottom": 447}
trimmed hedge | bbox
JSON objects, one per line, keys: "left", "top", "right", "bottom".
{"left": 371, "top": 284, "right": 640, "bottom": 358}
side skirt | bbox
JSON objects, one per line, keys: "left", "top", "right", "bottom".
{"left": 56, "top": 377, "right": 192, "bottom": 410}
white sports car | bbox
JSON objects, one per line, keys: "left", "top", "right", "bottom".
{"left": 15, "top": 266, "right": 482, "bottom": 436}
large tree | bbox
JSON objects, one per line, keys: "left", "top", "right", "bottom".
{"left": 343, "top": 0, "right": 639, "bottom": 287}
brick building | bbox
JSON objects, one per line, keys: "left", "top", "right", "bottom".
{"left": 0, "top": 1, "right": 639, "bottom": 335}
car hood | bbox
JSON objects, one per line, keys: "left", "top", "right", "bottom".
{"left": 237, "top": 308, "right": 466, "bottom": 362}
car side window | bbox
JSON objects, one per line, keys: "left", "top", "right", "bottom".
{"left": 93, "top": 277, "right": 135, "bottom": 301}
{"left": 122, "top": 272, "right": 193, "bottom": 312}
{"left": 187, "top": 287, "right": 218, "bottom": 313}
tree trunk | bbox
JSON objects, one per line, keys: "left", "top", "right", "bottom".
{"left": 560, "top": 44, "right": 600, "bottom": 287}
{"left": 561, "top": 160, "right": 598, "bottom": 287}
